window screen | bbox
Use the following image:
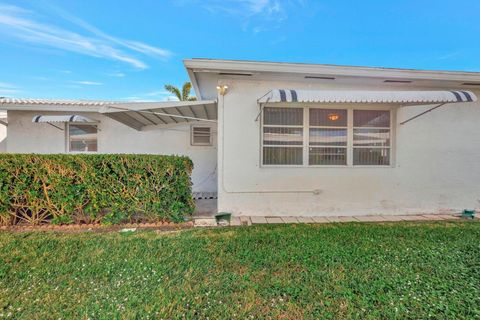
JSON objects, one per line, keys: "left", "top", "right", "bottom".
{"left": 261, "top": 107, "right": 392, "bottom": 167}
{"left": 262, "top": 107, "right": 303, "bottom": 165}
{"left": 309, "top": 108, "right": 347, "bottom": 165}
{"left": 353, "top": 110, "right": 391, "bottom": 165}
{"left": 69, "top": 124, "right": 97, "bottom": 152}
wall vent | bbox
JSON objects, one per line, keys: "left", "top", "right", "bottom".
{"left": 383, "top": 80, "right": 413, "bottom": 83}
{"left": 305, "top": 76, "right": 335, "bottom": 80}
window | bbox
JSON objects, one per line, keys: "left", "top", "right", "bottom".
{"left": 68, "top": 124, "right": 97, "bottom": 152}
{"left": 353, "top": 110, "right": 391, "bottom": 165}
{"left": 261, "top": 107, "right": 392, "bottom": 166}
{"left": 309, "top": 108, "right": 348, "bottom": 165}
{"left": 262, "top": 107, "right": 303, "bottom": 165}
{"left": 191, "top": 126, "right": 212, "bottom": 146}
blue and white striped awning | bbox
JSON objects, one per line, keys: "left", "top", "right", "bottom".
{"left": 32, "top": 115, "right": 96, "bottom": 123}
{"left": 258, "top": 89, "right": 477, "bottom": 104}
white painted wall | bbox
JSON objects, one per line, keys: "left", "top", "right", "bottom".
{"left": 6, "top": 111, "right": 217, "bottom": 192}
{"left": 0, "top": 124, "right": 6, "bottom": 152}
{"left": 217, "top": 79, "right": 480, "bottom": 216}
{"left": 0, "top": 112, "right": 6, "bottom": 152}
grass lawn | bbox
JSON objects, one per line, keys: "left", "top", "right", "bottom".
{"left": 0, "top": 222, "right": 479, "bottom": 319}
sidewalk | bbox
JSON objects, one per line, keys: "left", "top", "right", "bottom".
{"left": 194, "top": 213, "right": 477, "bottom": 227}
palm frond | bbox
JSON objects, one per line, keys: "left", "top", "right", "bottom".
{"left": 164, "top": 84, "right": 182, "bottom": 101}
{"left": 182, "top": 82, "right": 192, "bottom": 101}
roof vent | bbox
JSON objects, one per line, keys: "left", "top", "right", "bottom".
{"left": 384, "top": 80, "right": 413, "bottom": 83}
{"left": 218, "top": 72, "right": 253, "bottom": 76}
{"left": 305, "top": 76, "right": 335, "bottom": 80}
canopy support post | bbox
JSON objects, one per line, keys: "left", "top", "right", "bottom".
{"left": 400, "top": 103, "right": 446, "bottom": 125}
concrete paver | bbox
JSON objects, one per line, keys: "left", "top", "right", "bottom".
{"left": 311, "top": 217, "right": 329, "bottom": 223}
{"left": 194, "top": 212, "right": 477, "bottom": 228}
{"left": 250, "top": 216, "right": 268, "bottom": 224}
{"left": 422, "top": 214, "right": 446, "bottom": 220}
{"left": 229, "top": 217, "right": 242, "bottom": 226}
{"left": 327, "top": 216, "right": 359, "bottom": 222}
{"left": 355, "top": 216, "right": 388, "bottom": 222}
{"left": 239, "top": 216, "right": 252, "bottom": 226}
{"left": 194, "top": 218, "right": 217, "bottom": 227}
{"left": 380, "top": 215, "right": 404, "bottom": 221}
{"left": 282, "top": 217, "right": 299, "bottom": 223}
{"left": 298, "top": 217, "right": 315, "bottom": 223}
{"left": 266, "top": 217, "right": 284, "bottom": 224}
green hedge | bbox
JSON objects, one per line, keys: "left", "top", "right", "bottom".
{"left": 0, "top": 154, "right": 194, "bottom": 226}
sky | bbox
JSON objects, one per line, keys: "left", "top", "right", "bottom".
{"left": 0, "top": 0, "right": 479, "bottom": 101}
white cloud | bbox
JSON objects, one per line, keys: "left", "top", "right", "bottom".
{"left": 74, "top": 81, "right": 102, "bottom": 86}
{"left": 0, "top": 4, "right": 171, "bottom": 69}
{"left": 145, "top": 90, "right": 171, "bottom": 96}
{"left": 0, "top": 82, "right": 16, "bottom": 89}
{"left": 187, "top": 0, "right": 303, "bottom": 32}
{"left": 106, "top": 72, "right": 125, "bottom": 78}
{"left": 0, "top": 89, "right": 19, "bottom": 95}
{"left": 0, "top": 82, "right": 20, "bottom": 96}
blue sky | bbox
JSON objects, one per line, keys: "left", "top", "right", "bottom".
{"left": 0, "top": 0, "right": 479, "bottom": 101}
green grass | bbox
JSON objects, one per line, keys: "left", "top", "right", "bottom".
{"left": 0, "top": 222, "right": 479, "bottom": 319}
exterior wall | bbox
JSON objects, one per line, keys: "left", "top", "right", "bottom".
{"left": 6, "top": 111, "right": 217, "bottom": 192}
{"left": 218, "top": 79, "right": 480, "bottom": 216}
{"left": 0, "top": 123, "right": 6, "bottom": 152}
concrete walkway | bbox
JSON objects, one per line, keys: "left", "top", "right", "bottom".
{"left": 194, "top": 213, "right": 477, "bottom": 227}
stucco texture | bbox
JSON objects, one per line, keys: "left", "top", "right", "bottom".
{"left": 217, "top": 79, "right": 480, "bottom": 216}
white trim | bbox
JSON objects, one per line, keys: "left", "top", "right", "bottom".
{"left": 185, "top": 58, "right": 480, "bottom": 82}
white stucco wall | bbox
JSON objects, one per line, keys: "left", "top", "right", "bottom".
{"left": 217, "top": 79, "right": 480, "bottom": 216}
{"left": 0, "top": 124, "right": 6, "bottom": 152}
{"left": 6, "top": 111, "right": 217, "bottom": 192}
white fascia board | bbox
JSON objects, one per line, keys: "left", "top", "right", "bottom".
{"left": 183, "top": 59, "right": 480, "bottom": 82}
{"left": 185, "top": 64, "right": 203, "bottom": 100}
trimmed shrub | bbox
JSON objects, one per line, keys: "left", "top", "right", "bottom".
{"left": 0, "top": 154, "right": 194, "bottom": 226}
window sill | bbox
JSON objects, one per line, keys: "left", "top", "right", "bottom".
{"left": 260, "top": 164, "right": 394, "bottom": 169}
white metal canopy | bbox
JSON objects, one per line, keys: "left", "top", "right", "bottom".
{"left": 32, "top": 115, "right": 97, "bottom": 123}
{"left": 99, "top": 100, "right": 217, "bottom": 131}
{"left": 258, "top": 89, "right": 477, "bottom": 105}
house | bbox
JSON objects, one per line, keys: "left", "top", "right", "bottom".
{"left": 1, "top": 59, "right": 480, "bottom": 217}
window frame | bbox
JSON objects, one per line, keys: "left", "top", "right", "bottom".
{"left": 260, "top": 105, "right": 395, "bottom": 168}
{"left": 66, "top": 123, "right": 98, "bottom": 153}
{"left": 191, "top": 125, "right": 213, "bottom": 146}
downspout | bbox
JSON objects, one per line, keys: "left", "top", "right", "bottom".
{"left": 219, "top": 92, "right": 318, "bottom": 195}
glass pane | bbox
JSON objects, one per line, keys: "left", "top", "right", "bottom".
{"left": 263, "top": 147, "right": 303, "bottom": 165}
{"left": 263, "top": 127, "right": 303, "bottom": 145}
{"left": 69, "top": 125, "right": 97, "bottom": 152}
{"left": 309, "top": 147, "right": 347, "bottom": 165}
{"left": 310, "top": 108, "right": 347, "bottom": 127}
{"left": 264, "top": 107, "right": 303, "bottom": 126}
{"left": 354, "top": 110, "right": 390, "bottom": 127}
{"left": 353, "top": 129, "right": 390, "bottom": 147}
{"left": 353, "top": 148, "right": 390, "bottom": 165}
{"left": 309, "top": 128, "right": 347, "bottom": 146}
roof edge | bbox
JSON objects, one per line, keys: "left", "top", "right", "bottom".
{"left": 183, "top": 58, "right": 480, "bottom": 82}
